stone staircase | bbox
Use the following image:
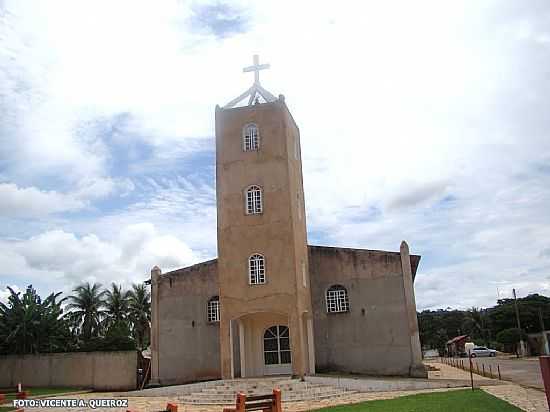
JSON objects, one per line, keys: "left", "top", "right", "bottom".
{"left": 179, "top": 377, "right": 355, "bottom": 404}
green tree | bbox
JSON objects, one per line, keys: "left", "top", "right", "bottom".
{"left": 0, "top": 285, "right": 73, "bottom": 354}
{"left": 79, "top": 321, "right": 136, "bottom": 352}
{"left": 462, "top": 307, "right": 490, "bottom": 344}
{"left": 104, "top": 283, "right": 129, "bottom": 329}
{"left": 127, "top": 283, "right": 151, "bottom": 350}
{"left": 66, "top": 282, "right": 106, "bottom": 341}
{"left": 496, "top": 328, "right": 527, "bottom": 357}
{"left": 419, "top": 293, "right": 550, "bottom": 356}
{"left": 418, "top": 309, "right": 468, "bottom": 354}
{"left": 103, "top": 321, "right": 136, "bottom": 351}
{"left": 488, "top": 294, "right": 550, "bottom": 334}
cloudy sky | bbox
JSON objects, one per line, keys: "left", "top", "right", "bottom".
{"left": 1, "top": 0, "right": 549, "bottom": 310}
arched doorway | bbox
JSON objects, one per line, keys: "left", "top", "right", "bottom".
{"left": 263, "top": 325, "right": 292, "bottom": 375}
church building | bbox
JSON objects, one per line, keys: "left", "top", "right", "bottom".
{"left": 149, "top": 56, "right": 426, "bottom": 385}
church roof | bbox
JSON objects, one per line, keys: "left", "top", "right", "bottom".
{"left": 162, "top": 258, "right": 217, "bottom": 278}
{"left": 149, "top": 245, "right": 421, "bottom": 282}
{"left": 144, "top": 258, "right": 217, "bottom": 284}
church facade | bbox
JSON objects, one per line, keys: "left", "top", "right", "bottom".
{"left": 149, "top": 57, "right": 426, "bottom": 385}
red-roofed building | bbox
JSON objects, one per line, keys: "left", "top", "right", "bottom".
{"left": 446, "top": 335, "right": 469, "bottom": 357}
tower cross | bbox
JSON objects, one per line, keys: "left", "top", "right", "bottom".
{"left": 224, "top": 54, "right": 276, "bottom": 108}
{"left": 243, "top": 54, "right": 270, "bottom": 85}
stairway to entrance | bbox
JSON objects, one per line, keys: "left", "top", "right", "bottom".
{"left": 180, "top": 377, "right": 356, "bottom": 404}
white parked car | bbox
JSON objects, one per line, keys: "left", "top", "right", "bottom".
{"left": 469, "top": 346, "right": 497, "bottom": 357}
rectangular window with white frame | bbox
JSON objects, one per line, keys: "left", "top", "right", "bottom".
{"left": 326, "top": 286, "right": 349, "bottom": 313}
{"left": 207, "top": 298, "right": 220, "bottom": 322}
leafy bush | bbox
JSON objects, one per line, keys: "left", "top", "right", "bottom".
{"left": 0, "top": 282, "right": 148, "bottom": 355}
{"left": 496, "top": 328, "right": 527, "bottom": 355}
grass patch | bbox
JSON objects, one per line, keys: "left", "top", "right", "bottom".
{"left": 0, "top": 387, "right": 85, "bottom": 398}
{"left": 23, "top": 387, "right": 85, "bottom": 396}
{"left": 314, "top": 389, "right": 521, "bottom": 412}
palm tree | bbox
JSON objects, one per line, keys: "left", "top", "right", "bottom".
{"left": 66, "top": 282, "right": 106, "bottom": 341}
{"left": 0, "top": 285, "right": 72, "bottom": 354}
{"left": 127, "top": 283, "right": 151, "bottom": 350}
{"left": 104, "top": 283, "right": 129, "bottom": 330}
{"left": 462, "top": 307, "right": 488, "bottom": 344}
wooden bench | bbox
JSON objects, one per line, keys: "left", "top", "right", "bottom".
{"left": 223, "top": 389, "right": 282, "bottom": 412}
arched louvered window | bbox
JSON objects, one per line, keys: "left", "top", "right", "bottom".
{"left": 207, "top": 296, "right": 220, "bottom": 322}
{"left": 248, "top": 254, "right": 266, "bottom": 285}
{"left": 245, "top": 185, "right": 263, "bottom": 215}
{"left": 243, "top": 124, "right": 259, "bottom": 151}
{"left": 326, "top": 285, "right": 349, "bottom": 313}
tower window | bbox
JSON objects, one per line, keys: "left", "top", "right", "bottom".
{"left": 249, "top": 254, "right": 266, "bottom": 284}
{"left": 245, "top": 185, "right": 263, "bottom": 214}
{"left": 243, "top": 124, "right": 259, "bottom": 151}
{"left": 207, "top": 296, "right": 220, "bottom": 322}
{"left": 326, "top": 285, "right": 349, "bottom": 313}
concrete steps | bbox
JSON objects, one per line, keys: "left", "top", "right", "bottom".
{"left": 180, "top": 377, "right": 355, "bottom": 404}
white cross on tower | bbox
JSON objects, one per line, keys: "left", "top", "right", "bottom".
{"left": 243, "top": 54, "right": 270, "bottom": 85}
{"left": 224, "top": 54, "right": 277, "bottom": 108}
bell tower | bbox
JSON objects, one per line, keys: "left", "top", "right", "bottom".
{"left": 216, "top": 56, "right": 314, "bottom": 378}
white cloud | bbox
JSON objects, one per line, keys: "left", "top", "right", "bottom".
{"left": 6, "top": 224, "right": 197, "bottom": 292}
{"left": 74, "top": 177, "right": 135, "bottom": 200}
{"left": 0, "top": 179, "right": 135, "bottom": 218}
{"left": 92, "top": 176, "right": 217, "bottom": 256}
{"left": 1, "top": 0, "right": 550, "bottom": 310}
{"left": 0, "top": 183, "right": 84, "bottom": 217}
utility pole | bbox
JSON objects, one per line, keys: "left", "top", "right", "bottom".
{"left": 540, "top": 307, "right": 549, "bottom": 355}
{"left": 513, "top": 289, "right": 526, "bottom": 357}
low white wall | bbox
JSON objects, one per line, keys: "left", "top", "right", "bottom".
{"left": 0, "top": 351, "right": 137, "bottom": 391}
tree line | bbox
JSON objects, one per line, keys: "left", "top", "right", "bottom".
{"left": 418, "top": 293, "right": 549, "bottom": 355}
{"left": 0, "top": 282, "right": 151, "bottom": 355}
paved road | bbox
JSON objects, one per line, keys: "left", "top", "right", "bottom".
{"left": 459, "top": 356, "right": 543, "bottom": 389}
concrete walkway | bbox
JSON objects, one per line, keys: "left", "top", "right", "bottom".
{"left": 25, "top": 363, "right": 548, "bottom": 412}
{"left": 427, "top": 361, "right": 548, "bottom": 412}
{"left": 463, "top": 356, "right": 544, "bottom": 389}
{"left": 19, "top": 387, "right": 481, "bottom": 412}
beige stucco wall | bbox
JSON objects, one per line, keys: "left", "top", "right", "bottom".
{"left": 308, "top": 245, "right": 422, "bottom": 376}
{"left": 152, "top": 243, "right": 423, "bottom": 382}
{"left": 155, "top": 260, "right": 221, "bottom": 385}
{"left": 0, "top": 351, "right": 136, "bottom": 390}
{"left": 215, "top": 98, "right": 312, "bottom": 378}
